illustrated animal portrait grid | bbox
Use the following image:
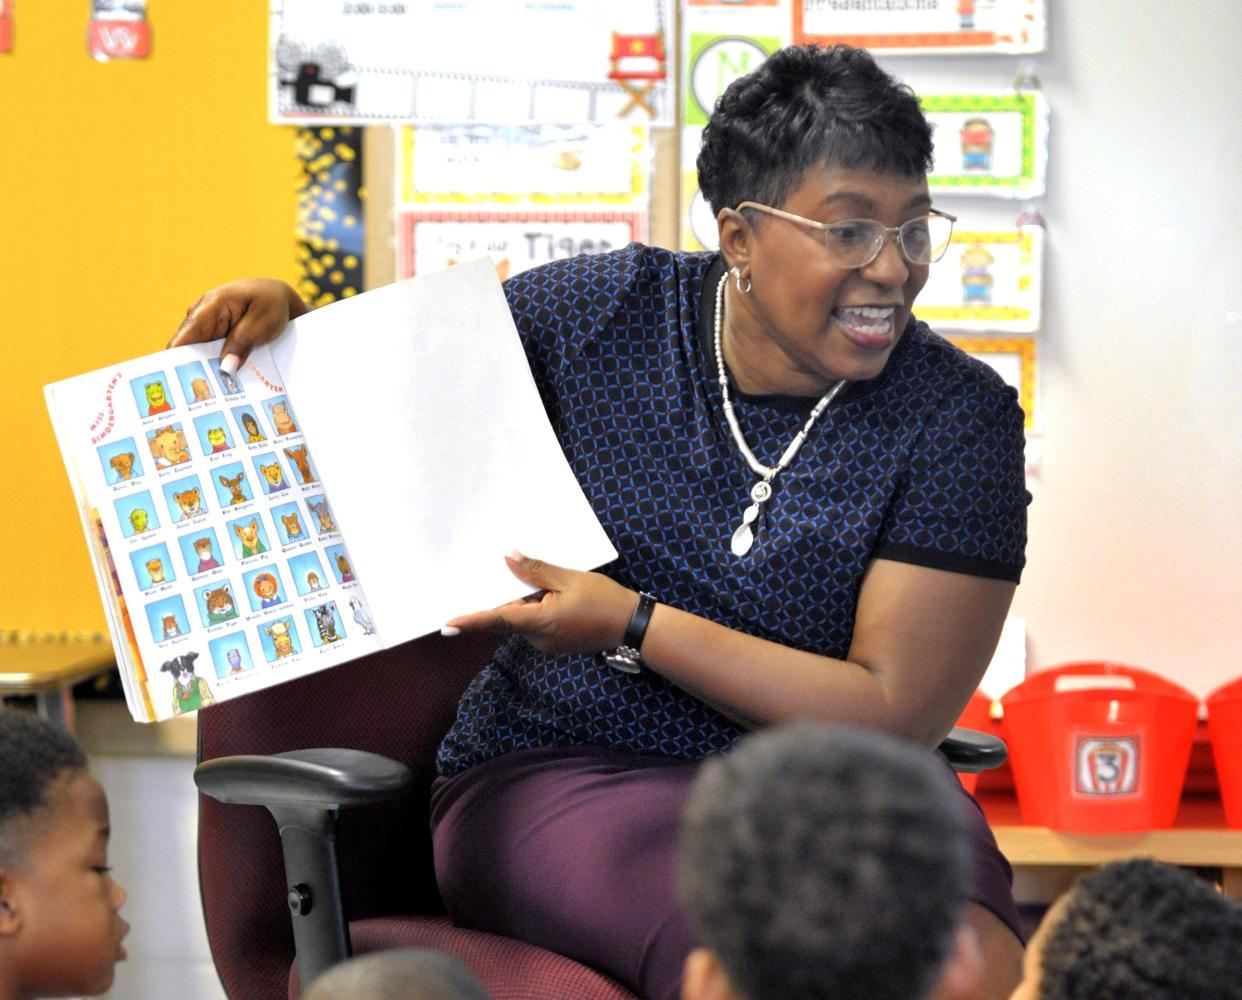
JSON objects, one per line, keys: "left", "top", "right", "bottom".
{"left": 47, "top": 341, "right": 383, "bottom": 721}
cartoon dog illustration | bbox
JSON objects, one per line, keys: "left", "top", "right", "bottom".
{"left": 160, "top": 651, "right": 214, "bottom": 715}
{"left": 109, "top": 452, "right": 137, "bottom": 482}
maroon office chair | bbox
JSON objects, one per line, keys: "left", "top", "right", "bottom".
{"left": 194, "top": 633, "right": 638, "bottom": 1000}
{"left": 195, "top": 634, "right": 1006, "bottom": 999}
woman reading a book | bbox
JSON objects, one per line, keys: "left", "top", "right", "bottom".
{"left": 170, "top": 45, "right": 1029, "bottom": 1000}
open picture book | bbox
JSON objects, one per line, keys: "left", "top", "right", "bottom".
{"left": 45, "top": 260, "right": 618, "bottom": 722}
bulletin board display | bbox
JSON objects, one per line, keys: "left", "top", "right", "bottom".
{"left": 793, "top": 0, "right": 1045, "bottom": 55}
{"left": 924, "top": 92, "right": 1049, "bottom": 199}
{"left": 396, "top": 210, "right": 647, "bottom": 281}
{"left": 916, "top": 227, "right": 1044, "bottom": 333}
{"left": 396, "top": 124, "right": 651, "bottom": 208}
{"left": 269, "top": 0, "right": 675, "bottom": 126}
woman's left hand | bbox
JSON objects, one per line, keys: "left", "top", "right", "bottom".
{"left": 442, "top": 551, "right": 637, "bottom": 656}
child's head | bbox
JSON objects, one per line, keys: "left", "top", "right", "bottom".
{"left": 1011, "top": 858, "right": 1242, "bottom": 1000}
{"left": 679, "top": 722, "right": 976, "bottom": 1000}
{"left": 302, "top": 948, "right": 494, "bottom": 1000}
{"left": 0, "top": 709, "right": 128, "bottom": 999}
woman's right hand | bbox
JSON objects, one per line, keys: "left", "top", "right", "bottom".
{"left": 168, "top": 278, "right": 309, "bottom": 373}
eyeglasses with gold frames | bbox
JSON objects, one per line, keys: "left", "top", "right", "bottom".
{"left": 735, "top": 201, "right": 957, "bottom": 268}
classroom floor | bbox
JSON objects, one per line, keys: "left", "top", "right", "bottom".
{"left": 77, "top": 703, "right": 228, "bottom": 1000}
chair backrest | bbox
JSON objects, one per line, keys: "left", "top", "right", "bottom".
{"left": 197, "top": 633, "right": 499, "bottom": 1000}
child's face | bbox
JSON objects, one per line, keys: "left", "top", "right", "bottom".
{"left": 7, "top": 771, "right": 129, "bottom": 996}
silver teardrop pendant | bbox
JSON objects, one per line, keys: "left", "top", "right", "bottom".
{"left": 731, "top": 521, "right": 754, "bottom": 556}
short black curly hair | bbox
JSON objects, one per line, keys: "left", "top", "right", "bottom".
{"left": 696, "top": 44, "right": 934, "bottom": 217}
{"left": 1038, "top": 859, "right": 1242, "bottom": 1000}
{"left": 679, "top": 722, "right": 972, "bottom": 1000}
{"left": 0, "top": 707, "right": 88, "bottom": 866}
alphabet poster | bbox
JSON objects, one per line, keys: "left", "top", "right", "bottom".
{"left": 793, "top": 0, "right": 1045, "bottom": 55}
{"left": 269, "top": 0, "right": 675, "bottom": 125}
{"left": 397, "top": 210, "right": 645, "bottom": 280}
{"left": 924, "top": 92, "right": 1049, "bottom": 199}
{"left": 396, "top": 124, "right": 650, "bottom": 208}
{"left": 915, "top": 226, "right": 1044, "bottom": 333}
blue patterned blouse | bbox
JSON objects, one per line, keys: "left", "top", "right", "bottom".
{"left": 436, "top": 245, "right": 1029, "bottom": 775}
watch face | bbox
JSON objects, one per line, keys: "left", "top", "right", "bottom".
{"left": 602, "top": 649, "right": 643, "bottom": 674}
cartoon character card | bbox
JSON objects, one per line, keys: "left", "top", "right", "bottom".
{"left": 195, "top": 580, "right": 241, "bottom": 628}
{"left": 115, "top": 491, "right": 160, "bottom": 537}
{"left": 230, "top": 404, "right": 268, "bottom": 444}
{"left": 226, "top": 513, "right": 272, "bottom": 560}
{"left": 176, "top": 361, "right": 216, "bottom": 405}
{"left": 208, "top": 633, "right": 255, "bottom": 678}
{"left": 915, "top": 225, "right": 1044, "bottom": 333}
{"left": 289, "top": 551, "right": 329, "bottom": 595}
{"left": 193, "top": 412, "right": 236, "bottom": 456}
{"left": 161, "top": 474, "right": 208, "bottom": 524}
{"left": 131, "top": 372, "right": 175, "bottom": 418}
{"left": 46, "top": 327, "right": 391, "bottom": 721}
{"left": 211, "top": 461, "right": 254, "bottom": 509}
{"left": 98, "top": 437, "right": 145, "bottom": 485}
{"left": 179, "top": 527, "right": 225, "bottom": 576}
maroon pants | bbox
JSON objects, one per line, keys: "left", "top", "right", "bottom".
{"left": 430, "top": 745, "right": 1022, "bottom": 1000}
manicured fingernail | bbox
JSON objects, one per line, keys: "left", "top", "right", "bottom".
{"left": 440, "top": 625, "right": 461, "bottom": 637}
{"left": 507, "top": 549, "right": 525, "bottom": 561}
{"left": 220, "top": 353, "right": 240, "bottom": 375}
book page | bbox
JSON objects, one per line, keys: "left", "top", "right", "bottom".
{"left": 45, "top": 342, "right": 384, "bottom": 722}
{"left": 270, "top": 258, "right": 618, "bottom": 646}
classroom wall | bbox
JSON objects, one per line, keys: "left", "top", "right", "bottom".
{"left": 0, "top": 2, "right": 299, "bottom": 634}
{"left": 5, "top": 1, "right": 1240, "bottom": 698}
{"left": 889, "top": 0, "right": 1242, "bottom": 696}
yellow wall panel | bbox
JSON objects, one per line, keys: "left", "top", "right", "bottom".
{"left": 0, "top": 2, "right": 298, "bottom": 632}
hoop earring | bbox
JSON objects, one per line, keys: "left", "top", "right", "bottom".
{"left": 731, "top": 266, "right": 752, "bottom": 295}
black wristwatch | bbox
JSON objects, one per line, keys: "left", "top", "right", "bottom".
{"left": 601, "top": 592, "right": 657, "bottom": 674}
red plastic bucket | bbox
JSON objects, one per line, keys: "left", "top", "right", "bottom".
{"left": 1000, "top": 662, "right": 1198, "bottom": 832}
{"left": 1206, "top": 675, "right": 1242, "bottom": 828}
{"left": 954, "top": 690, "right": 994, "bottom": 795}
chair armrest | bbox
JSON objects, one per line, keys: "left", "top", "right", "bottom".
{"left": 939, "top": 726, "right": 1008, "bottom": 774}
{"left": 194, "top": 747, "right": 413, "bottom": 989}
{"left": 194, "top": 748, "right": 411, "bottom": 811}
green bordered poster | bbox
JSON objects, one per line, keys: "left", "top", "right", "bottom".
{"left": 924, "top": 93, "right": 1049, "bottom": 199}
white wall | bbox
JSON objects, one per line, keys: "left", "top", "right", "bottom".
{"left": 884, "top": 0, "right": 1242, "bottom": 697}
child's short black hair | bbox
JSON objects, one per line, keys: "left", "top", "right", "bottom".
{"left": 0, "top": 707, "right": 88, "bottom": 865}
{"left": 1040, "top": 858, "right": 1242, "bottom": 1000}
{"left": 679, "top": 722, "right": 971, "bottom": 1000}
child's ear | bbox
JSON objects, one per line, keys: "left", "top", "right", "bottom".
{"left": 0, "top": 873, "right": 22, "bottom": 935}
